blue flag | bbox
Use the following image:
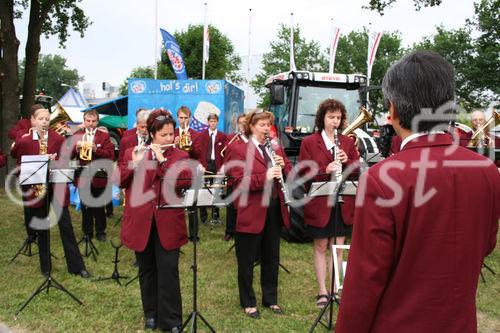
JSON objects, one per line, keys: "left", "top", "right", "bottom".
{"left": 160, "top": 28, "right": 188, "bottom": 80}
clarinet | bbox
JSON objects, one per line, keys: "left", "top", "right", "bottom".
{"left": 333, "top": 128, "right": 343, "bottom": 183}
{"left": 264, "top": 134, "right": 292, "bottom": 205}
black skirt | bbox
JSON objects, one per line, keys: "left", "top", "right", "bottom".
{"left": 306, "top": 206, "right": 352, "bottom": 239}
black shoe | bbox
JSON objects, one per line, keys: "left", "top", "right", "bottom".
{"left": 161, "top": 327, "right": 182, "bottom": 333}
{"left": 243, "top": 308, "right": 260, "bottom": 319}
{"left": 74, "top": 269, "right": 91, "bottom": 279}
{"left": 144, "top": 318, "right": 157, "bottom": 330}
{"left": 96, "top": 234, "right": 107, "bottom": 242}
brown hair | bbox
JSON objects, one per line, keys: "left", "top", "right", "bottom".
{"left": 147, "top": 109, "right": 176, "bottom": 139}
{"left": 314, "top": 99, "right": 347, "bottom": 132}
{"left": 177, "top": 106, "right": 191, "bottom": 117}
{"left": 30, "top": 104, "right": 45, "bottom": 117}
{"left": 207, "top": 113, "right": 218, "bottom": 122}
{"left": 83, "top": 110, "right": 100, "bottom": 121}
{"left": 244, "top": 110, "right": 275, "bottom": 137}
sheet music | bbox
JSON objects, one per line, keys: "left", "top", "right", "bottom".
{"left": 19, "top": 155, "right": 49, "bottom": 185}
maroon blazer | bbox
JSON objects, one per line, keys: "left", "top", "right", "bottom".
{"left": 71, "top": 128, "right": 115, "bottom": 188}
{"left": 0, "top": 150, "right": 6, "bottom": 168}
{"left": 118, "top": 134, "right": 140, "bottom": 169}
{"left": 298, "top": 132, "right": 359, "bottom": 228}
{"left": 222, "top": 134, "right": 248, "bottom": 186}
{"left": 119, "top": 147, "right": 190, "bottom": 252}
{"left": 13, "top": 129, "right": 70, "bottom": 208}
{"left": 122, "top": 128, "right": 137, "bottom": 138}
{"left": 226, "top": 141, "right": 292, "bottom": 234}
{"left": 192, "top": 129, "right": 228, "bottom": 171}
{"left": 8, "top": 118, "right": 31, "bottom": 140}
{"left": 336, "top": 134, "right": 500, "bottom": 333}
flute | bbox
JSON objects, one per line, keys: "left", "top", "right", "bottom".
{"left": 133, "top": 143, "right": 176, "bottom": 153}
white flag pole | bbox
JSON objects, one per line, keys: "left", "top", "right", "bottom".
{"left": 202, "top": 2, "right": 208, "bottom": 80}
{"left": 290, "top": 12, "right": 296, "bottom": 71}
{"left": 154, "top": 0, "right": 158, "bottom": 79}
{"left": 246, "top": 8, "right": 253, "bottom": 108}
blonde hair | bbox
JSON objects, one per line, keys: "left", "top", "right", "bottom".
{"left": 244, "top": 110, "right": 275, "bottom": 137}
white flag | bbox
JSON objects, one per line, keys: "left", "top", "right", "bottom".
{"left": 203, "top": 23, "right": 210, "bottom": 63}
{"left": 329, "top": 26, "right": 341, "bottom": 74}
{"left": 367, "top": 30, "right": 382, "bottom": 80}
{"left": 290, "top": 13, "right": 296, "bottom": 71}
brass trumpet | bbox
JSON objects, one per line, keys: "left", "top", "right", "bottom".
{"left": 50, "top": 103, "right": 72, "bottom": 136}
{"left": 80, "top": 128, "right": 96, "bottom": 161}
{"left": 178, "top": 127, "right": 192, "bottom": 152}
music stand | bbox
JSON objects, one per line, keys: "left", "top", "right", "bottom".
{"left": 157, "top": 178, "right": 218, "bottom": 333}
{"left": 308, "top": 178, "right": 358, "bottom": 332}
{"left": 95, "top": 239, "right": 129, "bottom": 286}
{"left": 16, "top": 164, "right": 83, "bottom": 316}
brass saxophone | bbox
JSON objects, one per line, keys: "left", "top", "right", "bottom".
{"left": 264, "top": 134, "right": 292, "bottom": 205}
{"left": 80, "top": 128, "right": 96, "bottom": 161}
{"left": 33, "top": 129, "right": 48, "bottom": 198}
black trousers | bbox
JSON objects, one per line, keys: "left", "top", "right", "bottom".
{"left": 25, "top": 204, "right": 86, "bottom": 274}
{"left": 225, "top": 185, "right": 236, "bottom": 237}
{"left": 135, "top": 222, "right": 182, "bottom": 330}
{"left": 23, "top": 206, "right": 38, "bottom": 240}
{"left": 235, "top": 198, "right": 282, "bottom": 308}
{"left": 200, "top": 160, "right": 219, "bottom": 222}
{"left": 80, "top": 185, "right": 106, "bottom": 237}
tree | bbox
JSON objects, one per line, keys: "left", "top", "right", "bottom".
{"left": 364, "top": 0, "right": 443, "bottom": 15}
{"left": 20, "top": 0, "right": 90, "bottom": 117}
{"left": 250, "top": 24, "right": 328, "bottom": 107}
{"left": 118, "top": 66, "right": 155, "bottom": 96}
{"left": 119, "top": 24, "right": 242, "bottom": 96}
{"left": 19, "top": 54, "right": 83, "bottom": 99}
{"left": 413, "top": 0, "right": 499, "bottom": 109}
{"left": 334, "top": 29, "right": 406, "bottom": 112}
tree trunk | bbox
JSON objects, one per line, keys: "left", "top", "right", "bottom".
{"left": 21, "top": 0, "right": 44, "bottom": 118}
{"left": 0, "top": 0, "right": 21, "bottom": 183}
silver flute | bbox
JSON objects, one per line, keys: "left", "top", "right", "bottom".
{"left": 264, "top": 134, "right": 292, "bottom": 205}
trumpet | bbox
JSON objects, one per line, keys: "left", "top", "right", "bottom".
{"left": 264, "top": 134, "right": 292, "bottom": 205}
{"left": 80, "top": 128, "right": 96, "bottom": 161}
{"left": 220, "top": 131, "right": 242, "bottom": 157}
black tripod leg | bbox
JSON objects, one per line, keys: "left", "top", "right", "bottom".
{"left": 279, "top": 263, "right": 291, "bottom": 274}
{"left": 10, "top": 239, "right": 30, "bottom": 264}
{"left": 16, "top": 279, "right": 50, "bottom": 316}
{"left": 125, "top": 274, "right": 138, "bottom": 286}
{"left": 113, "top": 215, "right": 122, "bottom": 227}
{"left": 49, "top": 278, "right": 83, "bottom": 305}
{"left": 226, "top": 242, "right": 235, "bottom": 253}
{"left": 483, "top": 263, "right": 496, "bottom": 275}
{"left": 197, "top": 313, "right": 216, "bottom": 333}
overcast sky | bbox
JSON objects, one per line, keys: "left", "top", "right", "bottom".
{"left": 14, "top": 0, "right": 477, "bottom": 106}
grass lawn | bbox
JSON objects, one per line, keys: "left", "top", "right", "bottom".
{"left": 0, "top": 189, "right": 498, "bottom": 332}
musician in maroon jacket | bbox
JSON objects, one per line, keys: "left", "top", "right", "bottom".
{"left": 225, "top": 110, "right": 292, "bottom": 319}
{"left": 173, "top": 106, "right": 198, "bottom": 154}
{"left": 118, "top": 109, "right": 150, "bottom": 168}
{"left": 336, "top": 51, "right": 500, "bottom": 333}
{"left": 119, "top": 110, "right": 190, "bottom": 332}
{"left": 0, "top": 149, "right": 6, "bottom": 168}
{"left": 298, "top": 99, "right": 359, "bottom": 308}
{"left": 7, "top": 104, "right": 43, "bottom": 140}
{"left": 12, "top": 108, "right": 89, "bottom": 278}
{"left": 122, "top": 108, "right": 146, "bottom": 138}
{"left": 72, "top": 110, "right": 115, "bottom": 242}
{"left": 222, "top": 113, "right": 249, "bottom": 241}
{"left": 192, "top": 113, "right": 228, "bottom": 223}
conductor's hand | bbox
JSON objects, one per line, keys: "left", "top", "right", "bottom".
{"left": 266, "top": 166, "right": 282, "bottom": 180}
{"left": 273, "top": 155, "right": 285, "bottom": 168}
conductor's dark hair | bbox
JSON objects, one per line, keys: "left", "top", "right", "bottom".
{"left": 382, "top": 50, "right": 456, "bottom": 132}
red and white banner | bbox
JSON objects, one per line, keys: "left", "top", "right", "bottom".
{"left": 203, "top": 23, "right": 210, "bottom": 63}
{"left": 329, "top": 26, "right": 341, "bottom": 74}
{"left": 367, "top": 30, "right": 382, "bottom": 80}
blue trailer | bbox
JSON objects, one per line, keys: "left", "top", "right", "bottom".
{"left": 128, "top": 78, "right": 244, "bottom": 133}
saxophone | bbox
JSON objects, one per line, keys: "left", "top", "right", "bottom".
{"left": 178, "top": 126, "right": 192, "bottom": 152}
{"left": 33, "top": 129, "right": 48, "bottom": 198}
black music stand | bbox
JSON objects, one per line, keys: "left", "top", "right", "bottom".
{"left": 158, "top": 178, "right": 219, "bottom": 333}
{"left": 308, "top": 178, "right": 357, "bottom": 332}
{"left": 9, "top": 236, "right": 38, "bottom": 263}
{"left": 95, "top": 239, "right": 129, "bottom": 286}
{"left": 77, "top": 234, "right": 99, "bottom": 261}
{"left": 16, "top": 163, "right": 83, "bottom": 316}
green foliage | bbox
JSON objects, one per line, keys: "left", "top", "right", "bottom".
{"left": 18, "top": 54, "right": 82, "bottom": 99}
{"left": 15, "top": 0, "right": 91, "bottom": 48}
{"left": 120, "top": 24, "right": 242, "bottom": 96}
{"left": 363, "top": 0, "right": 443, "bottom": 15}
{"left": 413, "top": 0, "right": 499, "bottom": 109}
{"left": 250, "top": 24, "right": 328, "bottom": 108}
{"left": 118, "top": 66, "right": 155, "bottom": 96}
{"left": 334, "top": 29, "right": 405, "bottom": 113}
